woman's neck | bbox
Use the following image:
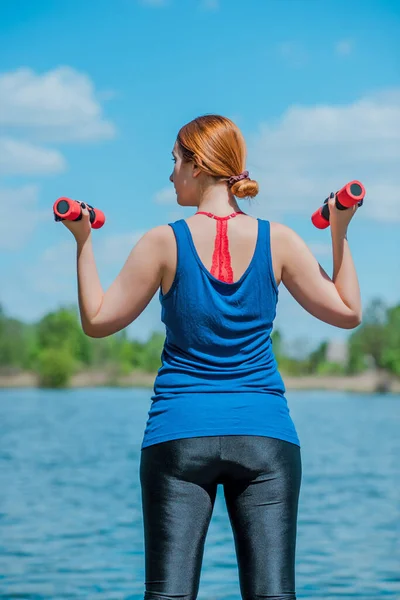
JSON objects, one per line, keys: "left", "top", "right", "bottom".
{"left": 196, "top": 185, "right": 241, "bottom": 216}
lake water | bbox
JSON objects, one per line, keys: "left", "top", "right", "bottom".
{"left": 0, "top": 388, "right": 399, "bottom": 599}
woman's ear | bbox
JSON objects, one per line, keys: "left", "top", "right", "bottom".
{"left": 191, "top": 155, "right": 203, "bottom": 178}
{"left": 192, "top": 163, "right": 202, "bottom": 178}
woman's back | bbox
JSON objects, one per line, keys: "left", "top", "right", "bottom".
{"left": 161, "top": 213, "right": 261, "bottom": 295}
{"left": 141, "top": 211, "right": 300, "bottom": 450}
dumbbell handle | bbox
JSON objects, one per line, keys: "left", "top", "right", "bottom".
{"left": 53, "top": 197, "right": 105, "bottom": 229}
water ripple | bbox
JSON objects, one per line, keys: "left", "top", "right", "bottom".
{"left": 0, "top": 388, "right": 399, "bottom": 599}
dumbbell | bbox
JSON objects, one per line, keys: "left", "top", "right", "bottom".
{"left": 53, "top": 197, "right": 105, "bottom": 229}
{"left": 311, "top": 181, "right": 365, "bottom": 229}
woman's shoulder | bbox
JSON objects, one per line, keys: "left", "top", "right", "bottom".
{"left": 269, "top": 221, "right": 306, "bottom": 259}
{"left": 269, "top": 221, "right": 296, "bottom": 240}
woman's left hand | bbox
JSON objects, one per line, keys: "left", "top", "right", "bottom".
{"left": 61, "top": 202, "right": 92, "bottom": 243}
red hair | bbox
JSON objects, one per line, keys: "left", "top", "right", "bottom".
{"left": 177, "top": 115, "right": 258, "bottom": 199}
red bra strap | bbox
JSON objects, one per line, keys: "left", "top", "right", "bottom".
{"left": 196, "top": 210, "right": 244, "bottom": 220}
{"left": 195, "top": 210, "right": 245, "bottom": 282}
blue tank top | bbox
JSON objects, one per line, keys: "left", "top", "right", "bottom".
{"left": 141, "top": 217, "right": 300, "bottom": 450}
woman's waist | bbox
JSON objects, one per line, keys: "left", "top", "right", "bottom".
{"left": 159, "top": 347, "right": 280, "bottom": 374}
{"left": 147, "top": 390, "right": 295, "bottom": 434}
{"left": 153, "top": 368, "right": 286, "bottom": 395}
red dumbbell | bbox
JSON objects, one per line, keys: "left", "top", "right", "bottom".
{"left": 53, "top": 197, "right": 105, "bottom": 229}
{"left": 311, "top": 181, "right": 365, "bottom": 229}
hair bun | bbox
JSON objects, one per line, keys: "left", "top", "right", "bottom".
{"left": 231, "top": 177, "right": 259, "bottom": 199}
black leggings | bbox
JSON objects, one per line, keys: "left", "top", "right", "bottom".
{"left": 140, "top": 435, "right": 302, "bottom": 600}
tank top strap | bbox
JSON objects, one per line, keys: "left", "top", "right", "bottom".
{"left": 165, "top": 219, "right": 194, "bottom": 280}
{"left": 256, "top": 218, "right": 279, "bottom": 295}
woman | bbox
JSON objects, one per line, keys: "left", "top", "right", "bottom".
{"left": 62, "top": 115, "right": 362, "bottom": 599}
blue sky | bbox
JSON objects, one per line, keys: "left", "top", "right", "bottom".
{"left": 1, "top": 0, "right": 399, "bottom": 354}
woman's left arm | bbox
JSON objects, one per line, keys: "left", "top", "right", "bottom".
{"left": 64, "top": 205, "right": 168, "bottom": 338}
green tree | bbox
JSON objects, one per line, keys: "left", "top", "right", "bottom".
{"left": 97, "top": 330, "right": 137, "bottom": 376}
{"left": 381, "top": 304, "right": 400, "bottom": 376}
{"left": 271, "top": 329, "right": 283, "bottom": 361}
{"left": 0, "top": 305, "right": 37, "bottom": 370}
{"left": 36, "top": 347, "right": 76, "bottom": 388}
{"left": 1, "top": 294, "right": 399, "bottom": 386}
{"left": 306, "top": 341, "right": 328, "bottom": 374}
{"left": 0, "top": 317, "right": 29, "bottom": 368}
{"left": 347, "top": 298, "right": 388, "bottom": 373}
{"left": 316, "top": 361, "right": 345, "bottom": 375}
{"left": 135, "top": 331, "right": 165, "bottom": 372}
{"left": 35, "top": 306, "right": 93, "bottom": 366}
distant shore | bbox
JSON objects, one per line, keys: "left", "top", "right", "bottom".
{"left": 0, "top": 369, "right": 399, "bottom": 393}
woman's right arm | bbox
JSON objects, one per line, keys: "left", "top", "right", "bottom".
{"left": 270, "top": 199, "right": 362, "bottom": 329}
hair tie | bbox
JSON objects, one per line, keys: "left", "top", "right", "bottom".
{"left": 228, "top": 170, "right": 249, "bottom": 187}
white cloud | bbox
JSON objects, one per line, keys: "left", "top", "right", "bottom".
{"left": 248, "top": 88, "right": 400, "bottom": 223}
{"left": 0, "top": 185, "right": 48, "bottom": 250}
{"left": 335, "top": 40, "right": 353, "bottom": 56}
{"left": 154, "top": 186, "right": 176, "bottom": 205}
{"left": 0, "top": 137, "right": 66, "bottom": 175}
{"left": 0, "top": 67, "right": 116, "bottom": 142}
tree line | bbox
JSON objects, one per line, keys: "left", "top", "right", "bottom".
{"left": 0, "top": 299, "right": 398, "bottom": 388}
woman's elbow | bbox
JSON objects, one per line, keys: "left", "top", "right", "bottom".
{"left": 341, "top": 311, "right": 362, "bottom": 329}
{"left": 82, "top": 320, "right": 123, "bottom": 338}
{"left": 82, "top": 324, "right": 108, "bottom": 338}
{"left": 83, "top": 328, "right": 101, "bottom": 338}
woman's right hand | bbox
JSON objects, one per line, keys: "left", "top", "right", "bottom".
{"left": 327, "top": 193, "right": 359, "bottom": 237}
